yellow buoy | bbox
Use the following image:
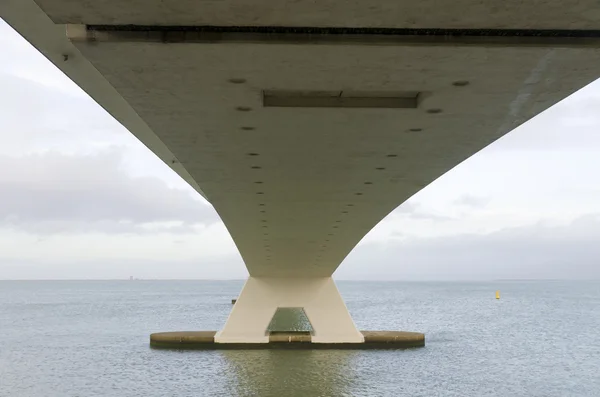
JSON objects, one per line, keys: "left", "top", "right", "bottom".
{"left": 496, "top": 290, "right": 500, "bottom": 300}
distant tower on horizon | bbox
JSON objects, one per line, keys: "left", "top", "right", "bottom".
{"left": 129, "top": 276, "right": 133, "bottom": 281}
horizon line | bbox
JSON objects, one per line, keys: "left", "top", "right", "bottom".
{"left": 0, "top": 278, "right": 596, "bottom": 282}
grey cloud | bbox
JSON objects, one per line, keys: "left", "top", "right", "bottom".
{"left": 394, "top": 201, "right": 418, "bottom": 214}
{"left": 395, "top": 201, "right": 455, "bottom": 222}
{"left": 408, "top": 211, "right": 454, "bottom": 222}
{"left": 338, "top": 214, "right": 600, "bottom": 280}
{"left": 0, "top": 72, "right": 131, "bottom": 154}
{"left": 453, "top": 195, "right": 490, "bottom": 209}
{"left": 7, "top": 214, "right": 600, "bottom": 280}
{"left": 0, "top": 149, "right": 219, "bottom": 234}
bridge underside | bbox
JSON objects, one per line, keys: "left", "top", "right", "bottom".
{"left": 3, "top": 0, "right": 600, "bottom": 343}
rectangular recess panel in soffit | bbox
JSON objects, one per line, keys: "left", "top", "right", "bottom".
{"left": 263, "top": 90, "right": 422, "bottom": 109}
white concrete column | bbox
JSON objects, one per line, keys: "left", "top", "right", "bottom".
{"left": 214, "top": 277, "right": 364, "bottom": 343}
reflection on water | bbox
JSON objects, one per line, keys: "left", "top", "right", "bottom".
{"left": 267, "top": 307, "right": 313, "bottom": 332}
{"left": 221, "top": 349, "right": 358, "bottom": 397}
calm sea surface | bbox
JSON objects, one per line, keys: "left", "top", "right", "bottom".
{"left": 1, "top": 280, "right": 599, "bottom": 397}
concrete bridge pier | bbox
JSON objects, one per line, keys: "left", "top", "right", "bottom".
{"left": 10, "top": 0, "right": 600, "bottom": 350}
{"left": 215, "top": 277, "right": 364, "bottom": 344}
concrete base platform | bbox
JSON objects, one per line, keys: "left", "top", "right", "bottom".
{"left": 150, "top": 331, "right": 425, "bottom": 350}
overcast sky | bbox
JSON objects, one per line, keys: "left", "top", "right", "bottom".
{"left": 1, "top": 19, "right": 600, "bottom": 280}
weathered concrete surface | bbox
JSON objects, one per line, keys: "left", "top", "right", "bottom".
{"left": 363, "top": 331, "right": 425, "bottom": 345}
{"left": 150, "top": 331, "right": 425, "bottom": 349}
{"left": 151, "top": 331, "right": 216, "bottom": 346}
{"left": 66, "top": 37, "right": 600, "bottom": 278}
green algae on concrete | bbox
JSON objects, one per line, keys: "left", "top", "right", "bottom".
{"left": 150, "top": 331, "right": 424, "bottom": 350}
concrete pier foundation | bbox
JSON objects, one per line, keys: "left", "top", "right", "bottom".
{"left": 150, "top": 330, "right": 425, "bottom": 350}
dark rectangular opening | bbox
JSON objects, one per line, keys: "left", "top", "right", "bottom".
{"left": 266, "top": 307, "right": 314, "bottom": 335}
{"left": 263, "top": 90, "right": 419, "bottom": 109}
